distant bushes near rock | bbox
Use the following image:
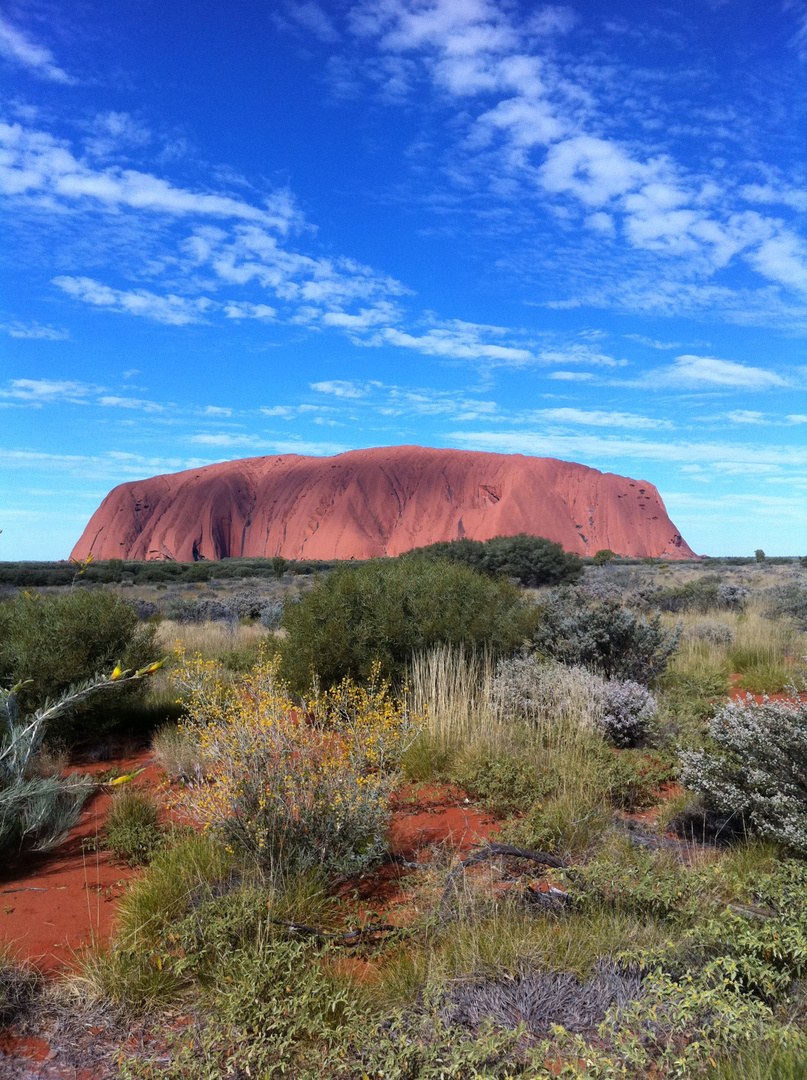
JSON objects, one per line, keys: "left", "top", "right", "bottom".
{"left": 654, "top": 575, "right": 749, "bottom": 614}
{"left": 402, "top": 533, "right": 584, "bottom": 587}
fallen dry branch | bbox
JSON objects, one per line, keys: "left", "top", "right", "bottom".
{"left": 270, "top": 918, "right": 407, "bottom": 946}
{"left": 439, "top": 843, "right": 567, "bottom": 916}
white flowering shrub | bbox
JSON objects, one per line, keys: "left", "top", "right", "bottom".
{"left": 489, "top": 654, "right": 606, "bottom": 730}
{"left": 680, "top": 695, "right": 807, "bottom": 853}
{"left": 600, "top": 681, "right": 657, "bottom": 748}
{"left": 683, "top": 621, "right": 735, "bottom": 646}
{"left": 490, "top": 654, "right": 656, "bottom": 747}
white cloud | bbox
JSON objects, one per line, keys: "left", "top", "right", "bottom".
{"left": 310, "top": 380, "right": 370, "bottom": 398}
{"left": 340, "top": 0, "right": 807, "bottom": 307}
{"left": 2, "top": 320, "right": 69, "bottom": 340}
{"left": 283, "top": 2, "right": 340, "bottom": 42}
{"left": 535, "top": 407, "right": 672, "bottom": 430}
{"left": 740, "top": 182, "right": 807, "bottom": 213}
{"left": 371, "top": 320, "right": 533, "bottom": 364}
{"left": 99, "top": 395, "right": 164, "bottom": 412}
{"left": 787, "top": 414, "right": 807, "bottom": 424}
{"left": 0, "top": 122, "right": 302, "bottom": 232}
{"left": 746, "top": 231, "right": 807, "bottom": 295}
{"left": 85, "top": 111, "right": 151, "bottom": 157}
{"left": 202, "top": 405, "right": 232, "bottom": 417}
{"left": 548, "top": 370, "right": 594, "bottom": 381}
{"left": 539, "top": 344, "right": 624, "bottom": 367}
{"left": 726, "top": 410, "right": 768, "bottom": 425}
{"left": 540, "top": 136, "right": 650, "bottom": 207}
{"left": 0, "top": 15, "right": 74, "bottom": 83}
{"left": 260, "top": 405, "right": 297, "bottom": 418}
{"left": 223, "top": 301, "right": 277, "bottom": 320}
{"left": 449, "top": 429, "right": 807, "bottom": 471}
{"left": 52, "top": 276, "right": 214, "bottom": 325}
{"left": 0, "top": 378, "right": 94, "bottom": 404}
{"left": 188, "top": 432, "right": 345, "bottom": 456}
{"left": 624, "top": 334, "right": 681, "bottom": 350}
{"left": 650, "top": 354, "right": 787, "bottom": 390}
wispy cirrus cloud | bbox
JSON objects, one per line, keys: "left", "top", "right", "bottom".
{"left": 52, "top": 276, "right": 214, "bottom": 326}
{"left": 0, "top": 15, "right": 75, "bottom": 84}
{"left": 0, "top": 378, "right": 95, "bottom": 404}
{"left": 533, "top": 407, "right": 672, "bottom": 430}
{"left": 2, "top": 320, "right": 69, "bottom": 340}
{"left": 0, "top": 121, "right": 301, "bottom": 231}
{"left": 336, "top": 0, "right": 807, "bottom": 312}
{"left": 648, "top": 354, "right": 788, "bottom": 390}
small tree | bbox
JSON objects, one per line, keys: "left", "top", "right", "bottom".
{"left": 593, "top": 549, "right": 616, "bottom": 566}
{"left": 755, "top": 549, "right": 767, "bottom": 562}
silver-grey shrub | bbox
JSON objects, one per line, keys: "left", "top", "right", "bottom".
{"left": 489, "top": 653, "right": 606, "bottom": 730}
{"left": 683, "top": 621, "right": 735, "bottom": 646}
{"left": 490, "top": 653, "right": 655, "bottom": 747}
{"left": 601, "top": 680, "right": 657, "bottom": 748}
{"left": 680, "top": 695, "right": 807, "bottom": 853}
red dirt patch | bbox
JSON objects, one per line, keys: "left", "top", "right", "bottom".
{"left": 388, "top": 783, "right": 503, "bottom": 861}
{"left": 0, "top": 748, "right": 164, "bottom": 973}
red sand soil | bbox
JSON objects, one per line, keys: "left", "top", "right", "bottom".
{"left": 0, "top": 748, "right": 163, "bottom": 974}
{"left": 387, "top": 782, "right": 503, "bottom": 861}
{"left": 71, "top": 444, "right": 696, "bottom": 562}
{"left": 728, "top": 673, "right": 807, "bottom": 705}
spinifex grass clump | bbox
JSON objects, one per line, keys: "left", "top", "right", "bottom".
{"left": 173, "top": 648, "right": 423, "bottom": 875}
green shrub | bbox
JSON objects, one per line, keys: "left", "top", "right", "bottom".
{"left": 532, "top": 588, "right": 681, "bottom": 684}
{"left": 280, "top": 558, "right": 538, "bottom": 690}
{"left": 680, "top": 697, "right": 807, "bottom": 852}
{"left": 453, "top": 752, "right": 546, "bottom": 816}
{"left": 0, "top": 590, "right": 156, "bottom": 740}
{"left": 404, "top": 533, "right": 583, "bottom": 587}
{"left": 103, "top": 787, "right": 164, "bottom": 866}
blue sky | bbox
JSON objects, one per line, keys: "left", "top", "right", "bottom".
{"left": 1, "top": 0, "right": 806, "bottom": 559}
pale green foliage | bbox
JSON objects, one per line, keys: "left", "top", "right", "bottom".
{"left": 680, "top": 695, "right": 807, "bottom": 852}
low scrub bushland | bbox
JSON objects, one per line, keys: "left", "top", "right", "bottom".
{"left": 280, "top": 558, "right": 538, "bottom": 690}
{"left": 172, "top": 648, "right": 422, "bottom": 874}
{"left": 103, "top": 787, "right": 165, "bottom": 866}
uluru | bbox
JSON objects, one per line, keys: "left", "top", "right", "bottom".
{"left": 70, "top": 445, "right": 696, "bottom": 562}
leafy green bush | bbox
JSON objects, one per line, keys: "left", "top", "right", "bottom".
{"left": 0, "top": 590, "right": 156, "bottom": 739}
{"left": 453, "top": 752, "right": 546, "bottom": 816}
{"left": 680, "top": 697, "right": 807, "bottom": 852}
{"left": 404, "top": 533, "right": 583, "bottom": 587}
{"left": 280, "top": 559, "right": 538, "bottom": 690}
{"left": 532, "top": 588, "right": 681, "bottom": 684}
{"left": 655, "top": 575, "right": 748, "bottom": 614}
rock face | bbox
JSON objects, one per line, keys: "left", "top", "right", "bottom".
{"left": 70, "top": 445, "right": 696, "bottom": 562}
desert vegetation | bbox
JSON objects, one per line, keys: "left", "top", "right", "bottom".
{"left": 2, "top": 553, "right": 807, "bottom": 1077}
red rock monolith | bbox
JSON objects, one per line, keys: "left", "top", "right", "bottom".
{"left": 70, "top": 445, "right": 696, "bottom": 561}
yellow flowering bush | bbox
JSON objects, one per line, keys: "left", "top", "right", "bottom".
{"left": 171, "top": 648, "right": 422, "bottom": 874}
